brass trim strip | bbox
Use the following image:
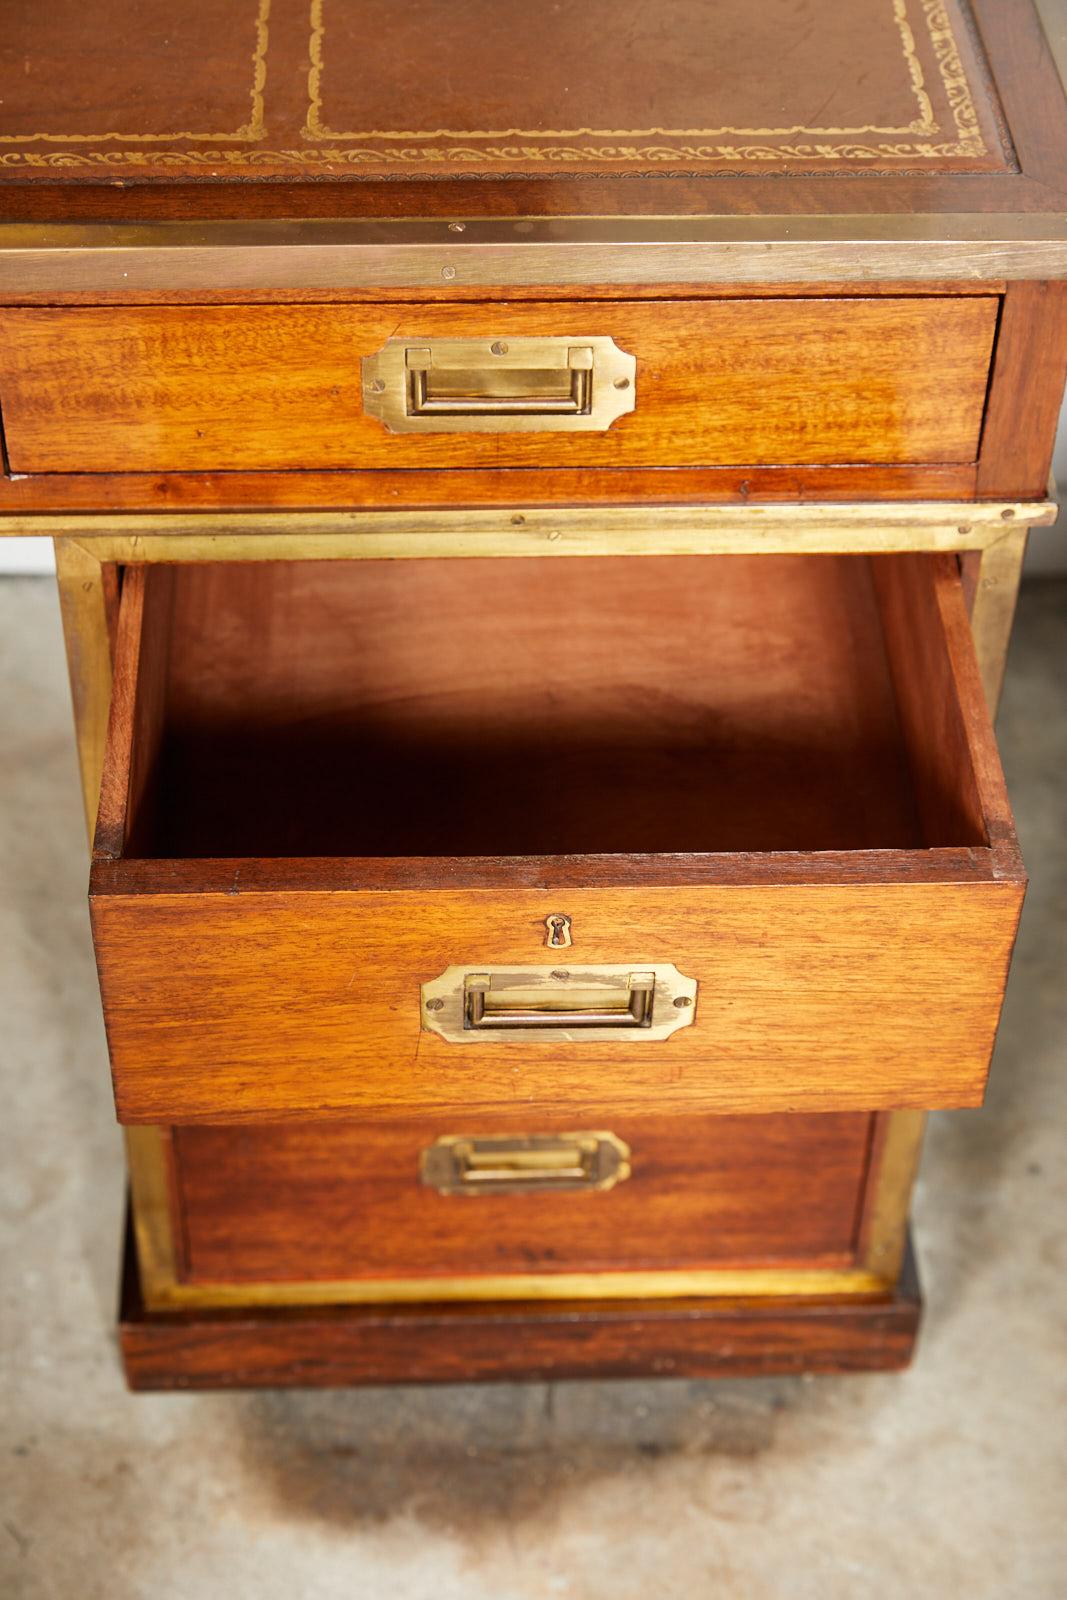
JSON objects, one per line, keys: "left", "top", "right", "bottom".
{"left": 0, "top": 216, "right": 1065, "bottom": 292}
{"left": 859, "top": 1112, "right": 927, "bottom": 1282}
{"left": 125, "top": 1127, "right": 182, "bottom": 1295}
{"left": 140, "top": 1266, "right": 891, "bottom": 1312}
{"left": 967, "top": 525, "right": 1032, "bottom": 711}
{"left": 53, "top": 537, "right": 113, "bottom": 841}
{"left": 3, "top": 499, "right": 1056, "bottom": 560}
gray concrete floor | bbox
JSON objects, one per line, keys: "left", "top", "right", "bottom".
{"left": 1, "top": 575, "right": 1065, "bottom": 1599}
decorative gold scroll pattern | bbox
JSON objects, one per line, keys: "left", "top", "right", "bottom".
{"left": 0, "top": 0, "right": 270, "bottom": 144}
{"left": 301, "top": 0, "right": 987, "bottom": 162}
{"left": 0, "top": 0, "right": 989, "bottom": 167}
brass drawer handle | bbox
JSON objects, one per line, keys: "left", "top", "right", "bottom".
{"left": 362, "top": 335, "right": 636, "bottom": 433}
{"left": 410, "top": 353, "right": 593, "bottom": 417}
{"left": 420, "top": 1132, "right": 631, "bottom": 1196}
{"left": 466, "top": 972, "right": 653, "bottom": 1029}
{"left": 421, "top": 964, "right": 697, "bottom": 1043}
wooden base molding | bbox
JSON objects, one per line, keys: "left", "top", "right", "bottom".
{"left": 118, "top": 1215, "right": 922, "bottom": 1390}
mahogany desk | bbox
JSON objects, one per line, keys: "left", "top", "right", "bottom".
{"left": 0, "top": 0, "right": 1065, "bottom": 1388}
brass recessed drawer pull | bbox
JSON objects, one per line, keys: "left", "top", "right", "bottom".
{"left": 466, "top": 972, "right": 654, "bottom": 1029}
{"left": 421, "top": 964, "right": 698, "bottom": 1043}
{"left": 419, "top": 1132, "right": 632, "bottom": 1196}
{"left": 362, "top": 335, "right": 636, "bottom": 433}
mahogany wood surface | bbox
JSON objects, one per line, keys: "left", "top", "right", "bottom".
{"left": 140, "top": 554, "right": 924, "bottom": 859}
{"left": 0, "top": 298, "right": 997, "bottom": 475}
{"left": 172, "top": 1112, "right": 874, "bottom": 1284}
{"left": 0, "top": 464, "right": 984, "bottom": 516}
{"left": 119, "top": 1221, "right": 923, "bottom": 1389}
{"left": 89, "top": 552, "right": 1024, "bottom": 1124}
{"left": 976, "top": 281, "right": 1067, "bottom": 498}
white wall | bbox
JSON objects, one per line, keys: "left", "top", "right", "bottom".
{"left": 1, "top": 535, "right": 55, "bottom": 574}
{"left": 3, "top": 405, "right": 1067, "bottom": 576}
{"left": 1027, "top": 402, "right": 1067, "bottom": 572}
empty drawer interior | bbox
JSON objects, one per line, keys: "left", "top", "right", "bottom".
{"left": 101, "top": 552, "right": 996, "bottom": 862}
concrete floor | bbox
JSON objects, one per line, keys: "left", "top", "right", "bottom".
{"left": 1, "top": 574, "right": 1064, "bottom": 1600}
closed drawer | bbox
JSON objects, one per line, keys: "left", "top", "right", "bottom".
{"left": 0, "top": 296, "right": 997, "bottom": 473}
{"left": 145, "top": 1111, "right": 879, "bottom": 1307}
{"left": 90, "top": 549, "right": 1024, "bottom": 1124}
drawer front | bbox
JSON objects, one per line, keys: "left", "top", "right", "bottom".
{"left": 93, "top": 879, "right": 1022, "bottom": 1124}
{"left": 89, "top": 550, "right": 1024, "bottom": 1125}
{"left": 0, "top": 296, "right": 997, "bottom": 473}
{"left": 159, "top": 1112, "right": 876, "bottom": 1298}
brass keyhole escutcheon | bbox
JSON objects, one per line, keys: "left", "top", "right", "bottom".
{"left": 545, "top": 914, "right": 572, "bottom": 948}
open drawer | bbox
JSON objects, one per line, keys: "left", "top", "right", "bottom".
{"left": 90, "top": 551, "right": 1025, "bottom": 1124}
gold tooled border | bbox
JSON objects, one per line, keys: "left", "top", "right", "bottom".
{"left": 0, "top": 0, "right": 269, "bottom": 144}
{"left": 303, "top": 0, "right": 984, "bottom": 162}
{"left": 0, "top": 0, "right": 991, "bottom": 168}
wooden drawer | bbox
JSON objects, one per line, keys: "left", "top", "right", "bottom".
{"left": 0, "top": 297, "right": 997, "bottom": 474}
{"left": 90, "top": 549, "right": 1024, "bottom": 1124}
{"left": 149, "top": 1111, "right": 878, "bottom": 1304}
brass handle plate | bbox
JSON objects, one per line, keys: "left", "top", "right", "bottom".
{"left": 421, "top": 964, "right": 697, "bottom": 1043}
{"left": 419, "top": 1132, "right": 631, "bottom": 1196}
{"left": 362, "top": 336, "right": 636, "bottom": 433}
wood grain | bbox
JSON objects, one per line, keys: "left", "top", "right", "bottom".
{"left": 0, "top": 298, "right": 998, "bottom": 474}
{"left": 93, "top": 564, "right": 174, "bottom": 860}
{"left": 0, "top": 463, "right": 983, "bottom": 515}
{"left": 871, "top": 553, "right": 1017, "bottom": 848}
{"left": 171, "top": 1112, "right": 874, "bottom": 1286}
{"left": 140, "top": 555, "right": 925, "bottom": 860}
{"left": 89, "top": 877, "right": 1025, "bottom": 1123}
{"left": 89, "top": 553, "right": 1024, "bottom": 1124}
{"left": 119, "top": 1220, "right": 923, "bottom": 1390}
{"left": 977, "top": 281, "right": 1067, "bottom": 498}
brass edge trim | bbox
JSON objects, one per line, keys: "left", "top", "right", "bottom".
{"left": 53, "top": 537, "right": 112, "bottom": 841}
{"left": 0, "top": 498, "right": 1054, "bottom": 552}
{"left": 141, "top": 1266, "right": 890, "bottom": 1313}
{"left": 859, "top": 1111, "right": 927, "bottom": 1284}
{"left": 0, "top": 216, "right": 1065, "bottom": 290}
{"left": 968, "top": 525, "right": 1032, "bottom": 712}
{"left": 124, "top": 1126, "right": 182, "bottom": 1304}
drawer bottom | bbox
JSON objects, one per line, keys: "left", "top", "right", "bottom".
{"left": 119, "top": 1216, "right": 922, "bottom": 1391}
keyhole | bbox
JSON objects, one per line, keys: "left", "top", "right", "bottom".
{"left": 545, "top": 914, "right": 572, "bottom": 948}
